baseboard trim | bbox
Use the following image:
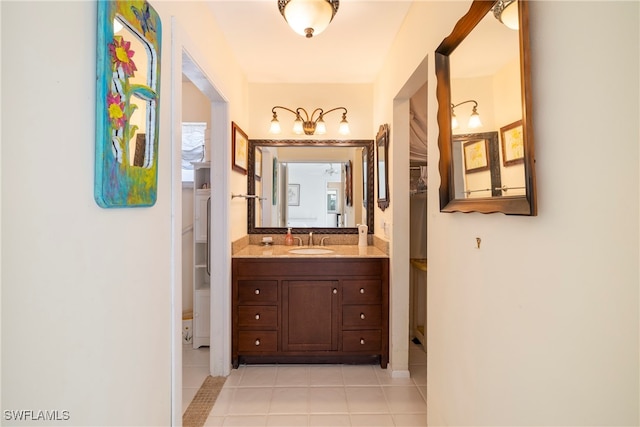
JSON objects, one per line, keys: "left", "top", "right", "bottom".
{"left": 389, "top": 369, "right": 411, "bottom": 379}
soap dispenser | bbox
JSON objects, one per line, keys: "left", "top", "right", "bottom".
{"left": 284, "top": 228, "right": 294, "bottom": 246}
{"left": 357, "top": 224, "right": 368, "bottom": 247}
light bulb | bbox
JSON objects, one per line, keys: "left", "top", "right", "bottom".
{"left": 451, "top": 113, "right": 459, "bottom": 130}
{"left": 468, "top": 110, "right": 482, "bottom": 128}
{"left": 315, "top": 118, "right": 327, "bottom": 135}
{"left": 339, "top": 117, "right": 350, "bottom": 135}
{"left": 293, "top": 116, "right": 304, "bottom": 134}
{"left": 283, "top": 0, "right": 334, "bottom": 38}
{"left": 269, "top": 118, "right": 281, "bottom": 134}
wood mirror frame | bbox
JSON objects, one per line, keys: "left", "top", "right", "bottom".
{"left": 247, "top": 139, "right": 375, "bottom": 235}
{"left": 436, "top": 0, "right": 537, "bottom": 215}
{"left": 376, "top": 124, "right": 390, "bottom": 211}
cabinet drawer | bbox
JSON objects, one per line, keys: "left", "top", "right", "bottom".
{"left": 342, "top": 280, "right": 381, "bottom": 304}
{"left": 237, "top": 280, "right": 278, "bottom": 303}
{"left": 343, "top": 305, "right": 382, "bottom": 327}
{"left": 342, "top": 330, "right": 382, "bottom": 352}
{"left": 238, "top": 331, "right": 278, "bottom": 352}
{"left": 238, "top": 306, "right": 278, "bottom": 329}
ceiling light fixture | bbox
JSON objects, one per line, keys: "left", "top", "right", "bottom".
{"left": 270, "top": 106, "right": 350, "bottom": 136}
{"left": 277, "top": 0, "right": 339, "bottom": 38}
{"left": 451, "top": 100, "right": 482, "bottom": 130}
{"left": 492, "top": 0, "right": 519, "bottom": 30}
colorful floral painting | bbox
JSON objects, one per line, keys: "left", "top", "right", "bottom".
{"left": 95, "top": 0, "right": 161, "bottom": 207}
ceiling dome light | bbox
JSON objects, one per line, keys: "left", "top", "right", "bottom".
{"left": 493, "top": 0, "right": 519, "bottom": 30}
{"left": 278, "top": 0, "right": 339, "bottom": 38}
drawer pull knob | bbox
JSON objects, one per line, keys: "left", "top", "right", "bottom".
{"left": 254, "top": 289, "right": 260, "bottom": 295}
{"left": 360, "top": 288, "right": 365, "bottom": 294}
{"left": 255, "top": 313, "right": 260, "bottom": 320}
{"left": 255, "top": 339, "right": 261, "bottom": 346}
{"left": 360, "top": 313, "right": 365, "bottom": 320}
{"left": 360, "top": 338, "right": 365, "bottom": 345}
{"left": 333, "top": 288, "right": 338, "bottom": 294}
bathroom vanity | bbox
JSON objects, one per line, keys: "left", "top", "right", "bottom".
{"left": 231, "top": 246, "right": 389, "bottom": 368}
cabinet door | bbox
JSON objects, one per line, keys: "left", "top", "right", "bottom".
{"left": 282, "top": 281, "right": 339, "bottom": 352}
{"left": 194, "top": 193, "right": 210, "bottom": 243}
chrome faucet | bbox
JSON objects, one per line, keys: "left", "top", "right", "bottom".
{"left": 320, "top": 236, "right": 330, "bottom": 246}
{"left": 308, "top": 232, "right": 314, "bottom": 247}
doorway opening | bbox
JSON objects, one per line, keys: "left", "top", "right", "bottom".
{"left": 392, "top": 54, "right": 428, "bottom": 379}
{"left": 172, "top": 41, "right": 231, "bottom": 423}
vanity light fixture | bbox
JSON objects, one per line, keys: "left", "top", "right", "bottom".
{"left": 492, "top": 0, "right": 519, "bottom": 30}
{"left": 451, "top": 100, "right": 482, "bottom": 129}
{"left": 270, "top": 106, "right": 350, "bottom": 135}
{"left": 277, "top": 0, "right": 339, "bottom": 38}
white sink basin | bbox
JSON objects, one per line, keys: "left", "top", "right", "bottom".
{"left": 288, "top": 248, "right": 335, "bottom": 255}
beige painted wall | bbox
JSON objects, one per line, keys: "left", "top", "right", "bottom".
{"left": 1, "top": 1, "right": 248, "bottom": 424}
{"left": 248, "top": 83, "right": 373, "bottom": 140}
{"left": 376, "top": 1, "right": 639, "bottom": 425}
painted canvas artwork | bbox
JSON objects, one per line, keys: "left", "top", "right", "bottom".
{"left": 95, "top": 0, "right": 162, "bottom": 207}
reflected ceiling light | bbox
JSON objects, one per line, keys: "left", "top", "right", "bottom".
{"left": 492, "top": 0, "right": 519, "bottom": 30}
{"left": 270, "top": 106, "right": 350, "bottom": 135}
{"left": 277, "top": 0, "right": 339, "bottom": 38}
{"left": 451, "top": 100, "right": 482, "bottom": 129}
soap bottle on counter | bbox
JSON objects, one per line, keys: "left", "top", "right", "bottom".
{"left": 284, "top": 228, "right": 294, "bottom": 246}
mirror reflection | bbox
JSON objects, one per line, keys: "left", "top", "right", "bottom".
{"left": 449, "top": 7, "right": 522, "bottom": 199}
{"left": 114, "top": 18, "right": 155, "bottom": 169}
{"left": 247, "top": 140, "right": 374, "bottom": 234}
{"left": 435, "top": 0, "right": 536, "bottom": 215}
{"left": 376, "top": 124, "right": 390, "bottom": 211}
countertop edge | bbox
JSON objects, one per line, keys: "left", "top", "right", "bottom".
{"left": 232, "top": 245, "right": 389, "bottom": 259}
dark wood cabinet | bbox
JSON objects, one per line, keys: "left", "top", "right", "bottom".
{"left": 232, "top": 257, "right": 389, "bottom": 368}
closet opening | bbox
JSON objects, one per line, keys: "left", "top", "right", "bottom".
{"left": 409, "top": 82, "right": 427, "bottom": 352}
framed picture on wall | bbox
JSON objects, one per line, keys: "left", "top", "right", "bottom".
{"left": 272, "top": 157, "right": 278, "bottom": 205}
{"left": 232, "top": 121, "right": 248, "bottom": 174}
{"left": 463, "top": 139, "right": 489, "bottom": 173}
{"left": 345, "top": 160, "right": 352, "bottom": 207}
{"left": 255, "top": 147, "right": 262, "bottom": 181}
{"left": 500, "top": 119, "right": 524, "bottom": 166}
{"left": 361, "top": 147, "right": 368, "bottom": 208}
{"left": 288, "top": 184, "right": 300, "bottom": 206}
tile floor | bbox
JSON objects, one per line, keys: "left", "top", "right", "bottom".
{"left": 183, "top": 344, "right": 213, "bottom": 413}
{"left": 183, "top": 341, "right": 426, "bottom": 426}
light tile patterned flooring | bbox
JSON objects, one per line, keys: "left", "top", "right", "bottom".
{"left": 184, "top": 341, "right": 426, "bottom": 426}
{"left": 183, "top": 345, "right": 214, "bottom": 412}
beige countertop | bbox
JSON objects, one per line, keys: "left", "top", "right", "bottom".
{"left": 233, "top": 244, "right": 388, "bottom": 258}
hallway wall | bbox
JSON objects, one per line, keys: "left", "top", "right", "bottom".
{"left": 1, "top": 1, "right": 248, "bottom": 424}
{"left": 375, "top": 1, "right": 639, "bottom": 425}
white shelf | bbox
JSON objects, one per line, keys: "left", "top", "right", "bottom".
{"left": 193, "top": 162, "right": 211, "bottom": 349}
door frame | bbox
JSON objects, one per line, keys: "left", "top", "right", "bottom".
{"left": 171, "top": 18, "right": 231, "bottom": 425}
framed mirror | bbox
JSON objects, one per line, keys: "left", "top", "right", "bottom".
{"left": 376, "top": 124, "right": 390, "bottom": 211}
{"left": 435, "top": 0, "right": 537, "bottom": 215}
{"left": 95, "top": 0, "right": 162, "bottom": 208}
{"left": 247, "top": 139, "right": 374, "bottom": 234}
